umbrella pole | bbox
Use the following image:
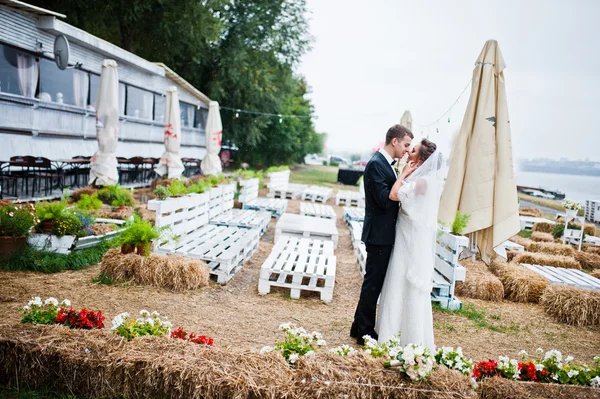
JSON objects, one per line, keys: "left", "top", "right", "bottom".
{"left": 471, "top": 231, "right": 477, "bottom": 261}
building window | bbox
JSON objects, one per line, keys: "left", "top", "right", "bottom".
{"left": 118, "top": 82, "right": 126, "bottom": 116}
{"left": 180, "top": 101, "right": 195, "bottom": 128}
{"left": 154, "top": 93, "right": 166, "bottom": 122}
{"left": 89, "top": 73, "right": 101, "bottom": 110}
{"left": 194, "top": 107, "right": 208, "bottom": 129}
{"left": 0, "top": 44, "right": 38, "bottom": 98}
{"left": 126, "top": 85, "right": 153, "bottom": 119}
{"left": 40, "top": 58, "right": 79, "bottom": 105}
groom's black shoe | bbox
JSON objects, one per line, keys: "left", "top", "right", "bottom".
{"left": 350, "top": 323, "right": 358, "bottom": 339}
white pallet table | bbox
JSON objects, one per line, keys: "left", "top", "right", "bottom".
{"left": 343, "top": 207, "right": 365, "bottom": 224}
{"left": 243, "top": 197, "right": 288, "bottom": 219}
{"left": 301, "top": 186, "right": 333, "bottom": 203}
{"left": 522, "top": 264, "right": 600, "bottom": 291}
{"left": 148, "top": 193, "right": 258, "bottom": 284}
{"left": 210, "top": 209, "right": 271, "bottom": 236}
{"left": 432, "top": 228, "right": 469, "bottom": 310}
{"left": 300, "top": 202, "right": 337, "bottom": 219}
{"left": 269, "top": 183, "right": 307, "bottom": 199}
{"left": 502, "top": 240, "right": 525, "bottom": 253}
{"left": 266, "top": 170, "right": 291, "bottom": 189}
{"left": 271, "top": 236, "right": 335, "bottom": 256}
{"left": 336, "top": 190, "right": 365, "bottom": 207}
{"left": 274, "top": 213, "right": 339, "bottom": 248}
{"left": 258, "top": 236, "right": 337, "bottom": 302}
{"left": 519, "top": 216, "right": 554, "bottom": 231}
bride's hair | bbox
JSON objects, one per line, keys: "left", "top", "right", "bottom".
{"left": 418, "top": 139, "right": 437, "bottom": 163}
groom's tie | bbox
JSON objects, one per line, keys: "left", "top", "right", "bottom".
{"left": 391, "top": 160, "right": 397, "bottom": 166}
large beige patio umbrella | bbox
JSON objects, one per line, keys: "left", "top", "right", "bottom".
{"left": 400, "top": 110, "right": 413, "bottom": 132}
{"left": 201, "top": 101, "right": 223, "bottom": 175}
{"left": 438, "top": 40, "right": 520, "bottom": 264}
{"left": 155, "top": 86, "right": 185, "bottom": 179}
{"left": 89, "top": 60, "right": 120, "bottom": 186}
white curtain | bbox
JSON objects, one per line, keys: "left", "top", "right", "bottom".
{"left": 16, "top": 52, "right": 38, "bottom": 98}
{"left": 73, "top": 70, "right": 89, "bottom": 108}
{"left": 142, "top": 90, "right": 153, "bottom": 120}
{"left": 187, "top": 104, "right": 195, "bottom": 128}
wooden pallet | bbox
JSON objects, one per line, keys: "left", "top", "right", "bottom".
{"left": 271, "top": 235, "right": 335, "bottom": 256}
{"left": 502, "top": 240, "right": 525, "bottom": 253}
{"left": 266, "top": 170, "right": 291, "bottom": 190}
{"left": 520, "top": 216, "right": 554, "bottom": 231}
{"left": 148, "top": 193, "right": 258, "bottom": 284}
{"left": 300, "top": 202, "right": 337, "bottom": 219}
{"left": 210, "top": 209, "right": 271, "bottom": 235}
{"left": 432, "top": 229, "right": 469, "bottom": 310}
{"left": 243, "top": 197, "right": 288, "bottom": 219}
{"left": 258, "top": 236, "right": 337, "bottom": 302}
{"left": 522, "top": 264, "right": 600, "bottom": 291}
{"left": 301, "top": 186, "right": 333, "bottom": 203}
{"left": 336, "top": 190, "right": 364, "bottom": 207}
{"left": 274, "top": 213, "right": 339, "bottom": 248}
{"left": 343, "top": 207, "right": 365, "bottom": 223}
{"left": 238, "top": 178, "right": 260, "bottom": 204}
{"left": 269, "top": 183, "right": 307, "bottom": 199}
{"left": 348, "top": 221, "right": 363, "bottom": 246}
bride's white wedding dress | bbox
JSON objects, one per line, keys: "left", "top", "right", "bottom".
{"left": 376, "top": 151, "right": 444, "bottom": 352}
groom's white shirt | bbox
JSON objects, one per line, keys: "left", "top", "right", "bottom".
{"left": 378, "top": 148, "right": 398, "bottom": 178}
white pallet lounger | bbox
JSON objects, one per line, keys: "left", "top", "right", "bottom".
{"left": 301, "top": 186, "right": 333, "bottom": 203}
{"left": 148, "top": 192, "right": 259, "bottom": 285}
{"left": 348, "top": 221, "right": 366, "bottom": 275}
{"left": 300, "top": 202, "right": 337, "bottom": 219}
{"left": 434, "top": 228, "right": 469, "bottom": 310}
{"left": 210, "top": 182, "right": 271, "bottom": 235}
{"left": 342, "top": 207, "right": 365, "bottom": 224}
{"left": 522, "top": 264, "right": 600, "bottom": 291}
{"left": 266, "top": 170, "right": 291, "bottom": 191}
{"left": 258, "top": 236, "right": 336, "bottom": 302}
{"left": 239, "top": 178, "right": 288, "bottom": 218}
{"left": 270, "top": 183, "right": 307, "bottom": 200}
{"left": 336, "top": 190, "right": 365, "bottom": 207}
{"left": 275, "top": 213, "right": 339, "bottom": 248}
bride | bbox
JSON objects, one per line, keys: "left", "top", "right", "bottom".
{"left": 376, "top": 138, "right": 443, "bottom": 351}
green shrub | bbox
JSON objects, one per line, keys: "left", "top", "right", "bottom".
{"left": 553, "top": 223, "right": 585, "bottom": 240}
{"left": 112, "top": 310, "right": 171, "bottom": 340}
{"left": 153, "top": 185, "right": 172, "bottom": 200}
{"left": 266, "top": 165, "right": 289, "bottom": 174}
{"left": 0, "top": 203, "right": 37, "bottom": 236}
{"left": 322, "top": 160, "right": 328, "bottom": 166}
{"left": 208, "top": 175, "right": 220, "bottom": 186}
{"left": 96, "top": 184, "right": 134, "bottom": 206}
{"left": 452, "top": 211, "right": 471, "bottom": 235}
{"left": 187, "top": 180, "right": 210, "bottom": 194}
{"left": 329, "top": 160, "right": 339, "bottom": 167}
{"left": 119, "top": 216, "right": 166, "bottom": 248}
{"left": 167, "top": 180, "right": 188, "bottom": 196}
{"left": 36, "top": 201, "right": 67, "bottom": 222}
{"left": 76, "top": 194, "right": 103, "bottom": 211}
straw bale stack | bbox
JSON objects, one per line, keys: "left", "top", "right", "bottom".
{"left": 512, "top": 252, "right": 581, "bottom": 270}
{"left": 574, "top": 251, "right": 600, "bottom": 271}
{"left": 100, "top": 248, "right": 209, "bottom": 291}
{"left": 0, "top": 325, "right": 475, "bottom": 399}
{"left": 518, "top": 207, "right": 543, "bottom": 217}
{"left": 540, "top": 284, "right": 600, "bottom": 326}
{"left": 528, "top": 242, "right": 575, "bottom": 257}
{"left": 455, "top": 260, "right": 504, "bottom": 302}
{"left": 531, "top": 232, "right": 554, "bottom": 243}
{"left": 478, "top": 376, "right": 600, "bottom": 399}
{"left": 489, "top": 259, "right": 548, "bottom": 303}
{"left": 532, "top": 221, "right": 555, "bottom": 234}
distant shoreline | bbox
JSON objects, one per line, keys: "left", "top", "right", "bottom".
{"left": 517, "top": 168, "right": 600, "bottom": 177}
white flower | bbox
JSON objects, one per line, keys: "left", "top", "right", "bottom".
{"left": 44, "top": 297, "right": 59, "bottom": 306}
{"left": 61, "top": 299, "right": 71, "bottom": 307}
{"left": 305, "top": 350, "right": 315, "bottom": 357}
{"left": 535, "top": 363, "right": 545, "bottom": 371}
{"left": 145, "top": 318, "right": 154, "bottom": 326}
{"left": 279, "top": 322, "right": 292, "bottom": 332}
{"left": 388, "top": 347, "right": 400, "bottom": 360}
{"left": 162, "top": 321, "right": 173, "bottom": 328}
{"left": 260, "top": 346, "right": 273, "bottom": 354}
{"left": 413, "top": 345, "right": 425, "bottom": 357}
{"left": 316, "top": 339, "right": 326, "bottom": 347}
{"left": 111, "top": 312, "right": 129, "bottom": 330}
{"left": 537, "top": 348, "right": 544, "bottom": 354}
{"left": 29, "top": 297, "right": 42, "bottom": 307}
{"left": 552, "top": 373, "right": 559, "bottom": 381}
{"left": 151, "top": 311, "right": 160, "bottom": 317}
{"left": 591, "top": 376, "right": 600, "bottom": 388}
{"left": 565, "top": 355, "right": 574, "bottom": 363}
{"left": 519, "top": 350, "right": 528, "bottom": 359}
{"left": 567, "top": 369, "right": 579, "bottom": 378}
{"left": 140, "top": 309, "right": 150, "bottom": 317}
{"left": 136, "top": 318, "right": 145, "bottom": 324}
{"left": 22, "top": 305, "right": 31, "bottom": 311}
{"left": 456, "top": 347, "right": 463, "bottom": 356}
{"left": 289, "top": 353, "right": 299, "bottom": 364}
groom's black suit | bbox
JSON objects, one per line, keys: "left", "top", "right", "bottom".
{"left": 352, "top": 150, "right": 399, "bottom": 343}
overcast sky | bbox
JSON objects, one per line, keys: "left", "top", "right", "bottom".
{"left": 298, "top": 0, "right": 600, "bottom": 161}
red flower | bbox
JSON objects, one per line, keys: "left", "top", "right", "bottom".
{"left": 55, "top": 307, "right": 104, "bottom": 329}
{"left": 171, "top": 327, "right": 213, "bottom": 346}
{"left": 473, "top": 360, "right": 499, "bottom": 381}
{"left": 170, "top": 326, "right": 187, "bottom": 340}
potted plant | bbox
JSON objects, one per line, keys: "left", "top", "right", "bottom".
{"left": 562, "top": 199, "right": 580, "bottom": 218}
{"left": 119, "top": 216, "right": 165, "bottom": 256}
{"left": 97, "top": 184, "right": 134, "bottom": 209}
{"left": 0, "top": 203, "right": 38, "bottom": 258}
{"left": 75, "top": 194, "right": 103, "bottom": 211}
{"left": 36, "top": 201, "right": 68, "bottom": 234}
{"left": 167, "top": 180, "right": 188, "bottom": 197}
{"left": 153, "top": 185, "right": 172, "bottom": 200}
{"left": 451, "top": 211, "right": 471, "bottom": 236}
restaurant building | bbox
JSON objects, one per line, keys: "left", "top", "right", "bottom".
{"left": 0, "top": 0, "right": 209, "bottom": 161}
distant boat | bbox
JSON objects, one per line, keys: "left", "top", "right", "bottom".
{"left": 517, "top": 185, "right": 566, "bottom": 200}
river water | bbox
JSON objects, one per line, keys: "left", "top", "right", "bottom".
{"left": 516, "top": 171, "right": 600, "bottom": 204}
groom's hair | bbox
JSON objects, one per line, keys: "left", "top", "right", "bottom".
{"left": 385, "top": 124, "right": 414, "bottom": 145}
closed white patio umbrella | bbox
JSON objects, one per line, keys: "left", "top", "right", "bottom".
{"left": 438, "top": 40, "right": 520, "bottom": 264}
{"left": 201, "top": 100, "right": 223, "bottom": 175}
{"left": 89, "top": 59, "right": 119, "bottom": 186}
{"left": 155, "top": 86, "right": 185, "bottom": 179}
{"left": 400, "top": 110, "right": 413, "bottom": 132}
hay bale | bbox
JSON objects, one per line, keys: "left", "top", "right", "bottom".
{"left": 584, "top": 223, "right": 597, "bottom": 237}
{"left": 584, "top": 246, "right": 600, "bottom": 255}
{"left": 71, "top": 186, "right": 97, "bottom": 202}
{"left": 532, "top": 221, "right": 554, "bottom": 234}
{"left": 528, "top": 242, "right": 575, "bottom": 257}
{"left": 488, "top": 257, "right": 509, "bottom": 276}
{"left": 513, "top": 252, "right": 581, "bottom": 270}
{"left": 161, "top": 254, "right": 209, "bottom": 291}
{"left": 574, "top": 251, "right": 600, "bottom": 271}
{"left": 531, "top": 232, "right": 554, "bottom": 243}
{"left": 590, "top": 269, "right": 600, "bottom": 279}
{"left": 506, "top": 251, "right": 519, "bottom": 262}
{"left": 100, "top": 248, "right": 140, "bottom": 282}
{"left": 0, "top": 325, "right": 475, "bottom": 399}
{"left": 455, "top": 260, "right": 504, "bottom": 302}
{"left": 494, "top": 263, "right": 549, "bottom": 303}
{"left": 540, "top": 284, "right": 600, "bottom": 326}
{"left": 518, "top": 207, "right": 543, "bottom": 217}
{"left": 509, "top": 235, "right": 532, "bottom": 250}
{"left": 479, "top": 376, "right": 600, "bottom": 399}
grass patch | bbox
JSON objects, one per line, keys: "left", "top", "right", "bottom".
{"left": 433, "top": 303, "right": 524, "bottom": 335}
{"left": 0, "top": 385, "right": 80, "bottom": 399}
{"left": 0, "top": 241, "right": 115, "bottom": 273}
{"left": 434, "top": 322, "right": 456, "bottom": 332}
{"left": 91, "top": 273, "right": 115, "bottom": 285}
{"left": 518, "top": 230, "right": 532, "bottom": 239}
{"left": 289, "top": 166, "right": 344, "bottom": 189}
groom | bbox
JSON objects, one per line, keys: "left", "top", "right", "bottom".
{"left": 351, "top": 124, "right": 413, "bottom": 345}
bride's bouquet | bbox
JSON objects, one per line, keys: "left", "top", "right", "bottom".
{"left": 383, "top": 343, "right": 436, "bottom": 381}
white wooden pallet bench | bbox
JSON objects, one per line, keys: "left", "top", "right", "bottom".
{"left": 270, "top": 183, "right": 307, "bottom": 200}
{"left": 343, "top": 207, "right": 365, "bottom": 224}
{"left": 266, "top": 170, "right": 291, "bottom": 191}
{"left": 502, "top": 240, "right": 525, "bottom": 253}
{"left": 210, "top": 209, "right": 271, "bottom": 236}
{"left": 300, "top": 202, "right": 337, "bottom": 219}
{"left": 238, "top": 178, "right": 288, "bottom": 219}
{"left": 148, "top": 192, "right": 259, "bottom": 285}
{"left": 520, "top": 216, "right": 554, "bottom": 231}
{"left": 258, "top": 236, "right": 337, "bottom": 302}
{"left": 522, "top": 264, "right": 600, "bottom": 291}
{"left": 348, "top": 221, "right": 366, "bottom": 276}
{"left": 301, "top": 186, "right": 333, "bottom": 203}
{"left": 432, "top": 228, "right": 469, "bottom": 310}
{"left": 274, "top": 213, "right": 339, "bottom": 248}
{"left": 336, "top": 190, "right": 365, "bottom": 207}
